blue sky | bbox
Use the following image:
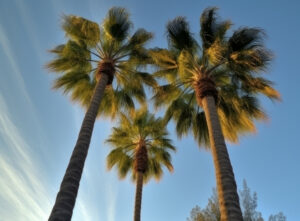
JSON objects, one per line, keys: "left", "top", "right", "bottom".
{"left": 0, "top": 0, "right": 299, "bottom": 220}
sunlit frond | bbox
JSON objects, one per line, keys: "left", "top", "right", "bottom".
{"left": 150, "top": 48, "right": 178, "bottom": 69}
{"left": 52, "top": 71, "right": 90, "bottom": 93}
{"left": 62, "top": 15, "right": 100, "bottom": 47}
{"left": 47, "top": 40, "right": 91, "bottom": 72}
{"left": 152, "top": 84, "right": 181, "bottom": 108}
{"left": 240, "top": 76, "right": 281, "bottom": 100}
{"left": 129, "top": 28, "right": 153, "bottom": 49}
{"left": 178, "top": 50, "right": 196, "bottom": 80}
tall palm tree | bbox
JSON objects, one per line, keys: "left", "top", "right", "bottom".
{"left": 47, "top": 7, "right": 155, "bottom": 220}
{"left": 106, "top": 109, "right": 176, "bottom": 221}
{"left": 150, "top": 8, "right": 280, "bottom": 221}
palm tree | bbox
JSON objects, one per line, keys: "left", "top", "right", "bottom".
{"left": 106, "top": 109, "right": 176, "bottom": 221}
{"left": 47, "top": 7, "right": 155, "bottom": 220}
{"left": 150, "top": 8, "right": 280, "bottom": 221}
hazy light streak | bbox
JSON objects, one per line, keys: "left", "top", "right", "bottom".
{"left": 0, "top": 23, "right": 32, "bottom": 106}
{"left": 0, "top": 94, "right": 50, "bottom": 221}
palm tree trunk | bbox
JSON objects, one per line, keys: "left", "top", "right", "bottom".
{"left": 133, "top": 172, "right": 144, "bottom": 221}
{"left": 202, "top": 95, "right": 243, "bottom": 221}
{"left": 48, "top": 74, "right": 109, "bottom": 221}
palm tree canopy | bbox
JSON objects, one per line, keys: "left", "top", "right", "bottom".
{"left": 47, "top": 7, "right": 156, "bottom": 118}
{"left": 106, "top": 108, "right": 176, "bottom": 183}
{"left": 150, "top": 7, "right": 280, "bottom": 147}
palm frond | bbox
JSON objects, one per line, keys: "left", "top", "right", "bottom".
{"left": 152, "top": 84, "right": 181, "bottom": 108}
{"left": 192, "top": 111, "right": 210, "bottom": 147}
{"left": 229, "top": 28, "right": 265, "bottom": 52}
{"left": 62, "top": 15, "right": 100, "bottom": 46}
{"left": 175, "top": 104, "right": 194, "bottom": 138}
{"left": 47, "top": 40, "right": 91, "bottom": 72}
{"left": 167, "top": 17, "right": 197, "bottom": 51}
{"left": 129, "top": 28, "right": 153, "bottom": 48}
{"left": 200, "top": 7, "right": 231, "bottom": 50}
{"left": 103, "top": 7, "right": 132, "bottom": 42}
{"left": 52, "top": 71, "right": 90, "bottom": 93}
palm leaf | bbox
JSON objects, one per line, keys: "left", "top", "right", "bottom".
{"left": 62, "top": 15, "right": 100, "bottom": 46}
{"left": 103, "top": 7, "right": 132, "bottom": 42}
{"left": 167, "top": 17, "right": 197, "bottom": 51}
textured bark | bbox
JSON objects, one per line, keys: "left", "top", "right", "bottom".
{"left": 133, "top": 141, "right": 147, "bottom": 221}
{"left": 134, "top": 141, "right": 148, "bottom": 173}
{"left": 194, "top": 77, "right": 218, "bottom": 106}
{"left": 202, "top": 96, "right": 243, "bottom": 221}
{"left": 133, "top": 172, "right": 144, "bottom": 221}
{"left": 48, "top": 74, "right": 109, "bottom": 221}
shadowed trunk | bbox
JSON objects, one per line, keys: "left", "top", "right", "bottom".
{"left": 48, "top": 73, "right": 109, "bottom": 221}
{"left": 133, "top": 141, "right": 147, "bottom": 221}
{"left": 134, "top": 172, "right": 144, "bottom": 221}
{"left": 202, "top": 95, "right": 243, "bottom": 221}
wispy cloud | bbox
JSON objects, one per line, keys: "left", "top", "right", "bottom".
{"left": 0, "top": 94, "right": 98, "bottom": 220}
{"left": 0, "top": 24, "right": 97, "bottom": 220}
{"left": 107, "top": 183, "right": 118, "bottom": 221}
{"left": 0, "top": 20, "right": 53, "bottom": 220}
{"left": 0, "top": 22, "right": 50, "bottom": 157}
{"left": 0, "top": 94, "right": 51, "bottom": 221}
{"left": 0, "top": 23, "right": 32, "bottom": 106}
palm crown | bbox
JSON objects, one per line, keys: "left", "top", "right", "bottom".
{"left": 150, "top": 7, "right": 280, "bottom": 146}
{"left": 106, "top": 109, "right": 176, "bottom": 183}
{"left": 47, "top": 7, "right": 156, "bottom": 118}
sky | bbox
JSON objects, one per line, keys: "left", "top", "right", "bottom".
{"left": 0, "top": 0, "right": 299, "bottom": 220}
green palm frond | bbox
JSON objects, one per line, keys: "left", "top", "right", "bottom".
{"left": 103, "top": 7, "right": 132, "bottom": 42}
{"left": 95, "top": 87, "right": 137, "bottom": 119}
{"left": 166, "top": 17, "right": 197, "bottom": 52}
{"left": 105, "top": 109, "right": 175, "bottom": 183}
{"left": 229, "top": 28, "right": 264, "bottom": 52}
{"left": 62, "top": 15, "right": 100, "bottom": 47}
{"left": 152, "top": 84, "right": 181, "bottom": 108}
{"left": 129, "top": 29, "right": 154, "bottom": 49}
{"left": 240, "top": 76, "right": 281, "bottom": 100}
{"left": 52, "top": 70, "right": 91, "bottom": 93}
{"left": 107, "top": 148, "right": 133, "bottom": 179}
{"left": 227, "top": 28, "right": 272, "bottom": 72}
{"left": 47, "top": 40, "right": 91, "bottom": 72}
{"left": 178, "top": 50, "right": 197, "bottom": 80}
{"left": 192, "top": 111, "right": 210, "bottom": 147}
{"left": 174, "top": 102, "right": 195, "bottom": 138}
{"left": 200, "top": 7, "right": 231, "bottom": 50}
{"left": 150, "top": 48, "right": 178, "bottom": 69}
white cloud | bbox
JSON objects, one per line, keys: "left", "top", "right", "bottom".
{"left": 0, "top": 94, "right": 98, "bottom": 221}
{"left": 0, "top": 94, "right": 51, "bottom": 221}
{"left": 0, "top": 22, "right": 50, "bottom": 158}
